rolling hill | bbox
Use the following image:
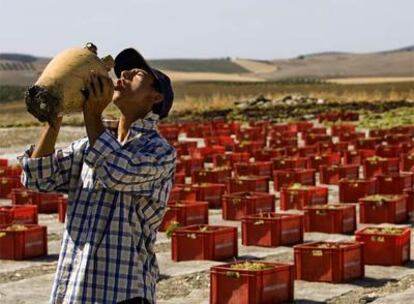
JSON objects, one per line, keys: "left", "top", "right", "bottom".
{"left": 0, "top": 45, "right": 413, "bottom": 86}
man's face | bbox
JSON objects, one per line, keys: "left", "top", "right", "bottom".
{"left": 112, "top": 68, "right": 163, "bottom": 113}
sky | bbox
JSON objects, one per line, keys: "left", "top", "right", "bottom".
{"left": 0, "top": 0, "right": 413, "bottom": 60}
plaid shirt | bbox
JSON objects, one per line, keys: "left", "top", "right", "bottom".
{"left": 18, "top": 112, "right": 176, "bottom": 304}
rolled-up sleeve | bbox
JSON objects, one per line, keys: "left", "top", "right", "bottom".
{"left": 17, "top": 140, "right": 83, "bottom": 193}
{"left": 84, "top": 129, "right": 176, "bottom": 194}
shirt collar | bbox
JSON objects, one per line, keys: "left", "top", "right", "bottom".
{"left": 130, "top": 111, "right": 159, "bottom": 132}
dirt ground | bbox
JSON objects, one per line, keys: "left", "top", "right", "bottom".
{"left": 0, "top": 125, "right": 414, "bottom": 304}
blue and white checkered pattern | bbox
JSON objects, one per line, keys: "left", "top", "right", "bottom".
{"left": 18, "top": 112, "right": 176, "bottom": 304}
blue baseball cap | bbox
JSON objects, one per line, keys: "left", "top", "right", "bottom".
{"left": 114, "top": 48, "right": 174, "bottom": 119}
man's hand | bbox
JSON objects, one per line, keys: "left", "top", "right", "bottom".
{"left": 83, "top": 71, "right": 114, "bottom": 146}
{"left": 83, "top": 71, "right": 114, "bottom": 119}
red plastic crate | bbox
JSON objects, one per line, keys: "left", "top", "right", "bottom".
{"left": 227, "top": 176, "right": 269, "bottom": 193}
{"left": 272, "top": 157, "right": 308, "bottom": 170}
{"left": 179, "top": 155, "right": 204, "bottom": 176}
{"left": 269, "top": 130, "right": 297, "bottom": 140}
{"left": 304, "top": 204, "right": 356, "bottom": 234}
{"left": 58, "top": 196, "right": 68, "bottom": 223}
{"left": 316, "top": 142, "right": 335, "bottom": 155}
{"left": 400, "top": 153, "right": 414, "bottom": 171}
{"left": 363, "top": 156, "right": 400, "bottom": 178}
{"left": 294, "top": 241, "right": 364, "bottom": 283}
{"left": 292, "top": 121, "right": 313, "bottom": 132}
{"left": 210, "top": 261, "right": 294, "bottom": 304}
{"left": 303, "top": 127, "right": 327, "bottom": 136}
{"left": 376, "top": 145, "right": 403, "bottom": 158}
{"left": 338, "top": 132, "right": 365, "bottom": 143}
{"left": 304, "top": 134, "right": 332, "bottom": 146}
{"left": 234, "top": 161, "right": 272, "bottom": 177}
{"left": 369, "top": 129, "right": 388, "bottom": 138}
{"left": 385, "top": 134, "right": 411, "bottom": 145}
{"left": 331, "top": 124, "right": 356, "bottom": 136}
{"left": 355, "top": 227, "right": 411, "bottom": 266}
{"left": 222, "top": 192, "right": 275, "bottom": 220}
{"left": 237, "top": 128, "right": 266, "bottom": 142}
{"left": 376, "top": 173, "right": 413, "bottom": 194}
{"left": 0, "top": 224, "right": 47, "bottom": 260}
{"left": 403, "top": 188, "right": 414, "bottom": 212}
{"left": 192, "top": 183, "right": 227, "bottom": 208}
{"left": 356, "top": 138, "right": 381, "bottom": 150}
{"left": 400, "top": 141, "right": 414, "bottom": 153}
{"left": 344, "top": 150, "right": 361, "bottom": 165}
{"left": 299, "top": 145, "right": 318, "bottom": 157}
{"left": 5, "top": 164, "right": 23, "bottom": 178}
{"left": 158, "top": 125, "right": 180, "bottom": 141}
{"left": 171, "top": 225, "right": 238, "bottom": 261}
{"left": 285, "top": 146, "right": 300, "bottom": 157}
{"left": 0, "top": 159, "right": 8, "bottom": 167}
{"left": 0, "top": 205, "right": 38, "bottom": 225}
{"left": 192, "top": 167, "right": 232, "bottom": 184}
{"left": 307, "top": 153, "right": 341, "bottom": 171}
{"left": 280, "top": 184, "right": 328, "bottom": 210}
{"left": 340, "top": 111, "right": 359, "bottom": 121}
{"left": 359, "top": 194, "right": 408, "bottom": 224}
{"left": 319, "top": 164, "right": 360, "bottom": 185}
{"left": 339, "top": 179, "right": 377, "bottom": 203}
{"left": 191, "top": 146, "right": 226, "bottom": 163}
{"left": 168, "top": 186, "right": 197, "bottom": 202}
{"left": 319, "top": 112, "right": 341, "bottom": 122}
{"left": 31, "top": 192, "right": 62, "bottom": 213}
{"left": 269, "top": 137, "right": 297, "bottom": 148}
{"left": 10, "top": 188, "right": 35, "bottom": 205}
{"left": 0, "top": 177, "right": 22, "bottom": 198}
{"left": 242, "top": 212, "right": 304, "bottom": 247}
{"left": 159, "top": 201, "right": 209, "bottom": 231}
{"left": 253, "top": 147, "right": 285, "bottom": 161}
{"left": 173, "top": 141, "right": 198, "bottom": 156}
{"left": 235, "top": 141, "right": 264, "bottom": 155}
{"left": 359, "top": 149, "right": 377, "bottom": 163}
{"left": 273, "top": 169, "right": 316, "bottom": 191}
{"left": 174, "top": 172, "right": 186, "bottom": 185}
{"left": 212, "top": 152, "right": 250, "bottom": 167}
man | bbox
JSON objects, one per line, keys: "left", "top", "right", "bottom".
{"left": 18, "top": 48, "right": 176, "bottom": 304}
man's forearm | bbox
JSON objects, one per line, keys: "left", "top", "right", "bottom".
{"left": 31, "top": 118, "right": 62, "bottom": 158}
{"left": 84, "top": 114, "right": 105, "bottom": 146}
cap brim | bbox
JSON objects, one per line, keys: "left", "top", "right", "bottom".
{"left": 114, "top": 48, "right": 159, "bottom": 83}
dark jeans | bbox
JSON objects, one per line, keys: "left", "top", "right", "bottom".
{"left": 117, "top": 297, "right": 150, "bottom": 304}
